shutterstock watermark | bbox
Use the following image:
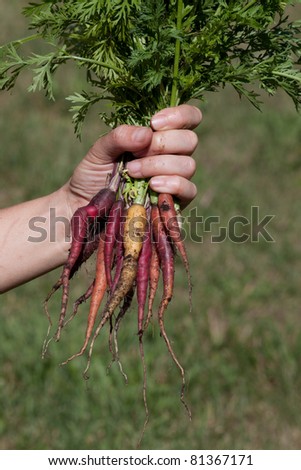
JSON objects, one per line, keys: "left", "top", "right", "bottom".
{"left": 186, "top": 205, "right": 275, "bottom": 244}
{"left": 27, "top": 205, "right": 275, "bottom": 244}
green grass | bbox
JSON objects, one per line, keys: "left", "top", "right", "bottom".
{"left": 1, "top": 0, "right": 301, "bottom": 450}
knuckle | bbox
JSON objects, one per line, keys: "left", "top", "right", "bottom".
{"left": 138, "top": 160, "right": 148, "bottom": 178}
{"left": 152, "top": 133, "right": 166, "bottom": 153}
{"left": 111, "top": 124, "right": 130, "bottom": 144}
{"left": 140, "top": 156, "right": 159, "bottom": 178}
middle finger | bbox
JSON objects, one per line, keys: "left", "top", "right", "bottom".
{"left": 133, "top": 129, "right": 198, "bottom": 158}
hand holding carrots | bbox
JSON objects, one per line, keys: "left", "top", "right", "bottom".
{"left": 67, "top": 104, "right": 202, "bottom": 212}
{"left": 42, "top": 104, "right": 203, "bottom": 425}
{"left": 0, "top": 104, "right": 201, "bottom": 294}
{"left": 1, "top": 103, "right": 202, "bottom": 432}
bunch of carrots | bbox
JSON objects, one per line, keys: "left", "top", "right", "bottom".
{"left": 44, "top": 155, "right": 192, "bottom": 416}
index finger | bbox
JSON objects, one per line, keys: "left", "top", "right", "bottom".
{"left": 151, "top": 104, "right": 202, "bottom": 131}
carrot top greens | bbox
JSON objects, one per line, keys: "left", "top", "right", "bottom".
{"left": 0, "top": 0, "right": 300, "bottom": 134}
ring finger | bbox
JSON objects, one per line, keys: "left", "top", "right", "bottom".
{"left": 127, "top": 154, "right": 196, "bottom": 180}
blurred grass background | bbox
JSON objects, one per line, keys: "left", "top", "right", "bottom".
{"left": 1, "top": 0, "right": 301, "bottom": 450}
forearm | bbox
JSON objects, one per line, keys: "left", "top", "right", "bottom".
{"left": 0, "top": 186, "right": 72, "bottom": 293}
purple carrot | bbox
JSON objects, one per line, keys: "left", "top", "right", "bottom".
{"left": 104, "top": 199, "right": 124, "bottom": 288}
{"left": 53, "top": 204, "right": 98, "bottom": 341}
{"left": 45, "top": 169, "right": 121, "bottom": 343}
{"left": 110, "top": 207, "right": 126, "bottom": 294}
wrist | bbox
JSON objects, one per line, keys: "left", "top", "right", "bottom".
{"left": 0, "top": 188, "right": 74, "bottom": 292}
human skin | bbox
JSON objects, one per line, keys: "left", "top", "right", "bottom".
{"left": 0, "top": 104, "right": 202, "bottom": 293}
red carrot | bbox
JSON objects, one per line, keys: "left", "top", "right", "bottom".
{"left": 89, "top": 187, "right": 117, "bottom": 219}
{"left": 44, "top": 204, "right": 98, "bottom": 305}
{"left": 151, "top": 204, "right": 174, "bottom": 308}
{"left": 53, "top": 204, "right": 98, "bottom": 341}
{"left": 110, "top": 207, "right": 126, "bottom": 294}
{"left": 158, "top": 193, "right": 192, "bottom": 313}
{"left": 151, "top": 203, "right": 191, "bottom": 419}
{"left": 42, "top": 204, "right": 98, "bottom": 354}
{"left": 104, "top": 199, "right": 124, "bottom": 288}
{"left": 45, "top": 185, "right": 117, "bottom": 343}
{"left": 70, "top": 231, "right": 101, "bottom": 278}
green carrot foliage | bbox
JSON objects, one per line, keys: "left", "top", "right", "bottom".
{"left": 0, "top": 0, "right": 300, "bottom": 133}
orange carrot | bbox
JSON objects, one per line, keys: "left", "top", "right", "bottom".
{"left": 144, "top": 240, "right": 160, "bottom": 332}
{"left": 84, "top": 203, "right": 147, "bottom": 377}
{"left": 61, "top": 231, "right": 107, "bottom": 365}
{"left": 137, "top": 218, "right": 152, "bottom": 336}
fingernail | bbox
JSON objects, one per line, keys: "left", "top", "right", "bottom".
{"left": 151, "top": 114, "right": 168, "bottom": 130}
{"left": 150, "top": 177, "right": 165, "bottom": 189}
{"left": 132, "top": 127, "right": 151, "bottom": 142}
{"left": 127, "top": 159, "right": 141, "bottom": 175}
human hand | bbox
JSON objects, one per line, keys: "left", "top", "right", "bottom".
{"left": 65, "top": 104, "right": 202, "bottom": 214}
{"left": 0, "top": 104, "right": 202, "bottom": 291}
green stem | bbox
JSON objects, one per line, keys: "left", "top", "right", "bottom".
{"left": 134, "top": 180, "right": 149, "bottom": 206}
{"left": 122, "top": 171, "right": 149, "bottom": 206}
{"left": 60, "top": 54, "right": 123, "bottom": 75}
{"left": 3, "top": 33, "right": 42, "bottom": 49}
{"left": 240, "top": 0, "right": 258, "bottom": 15}
{"left": 272, "top": 70, "right": 301, "bottom": 84}
{"left": 1, "top": 36, "right": 124, "bottom": 76}
{"left": 149, "top": 189, "right": 158, "bottom": 206}
{"left": 170, "top": 0, "right": 183, "bottom": 107}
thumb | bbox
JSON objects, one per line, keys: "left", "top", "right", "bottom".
{"left": 86, "top": 125, "right": 153, "bottom": 165}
